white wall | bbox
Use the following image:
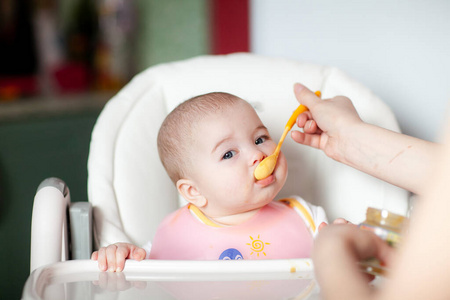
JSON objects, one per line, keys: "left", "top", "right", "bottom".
{"left": 251, "top": 0, "right": 450, "bottom": 142}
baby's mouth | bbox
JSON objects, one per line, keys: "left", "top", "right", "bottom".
{"left": 255, "top": 174, "right": 275, "bottom": 186}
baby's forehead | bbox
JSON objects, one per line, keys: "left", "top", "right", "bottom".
{"left": 180, "top": 97, "right": 256, "bottom": 137}
{"left": 196, "top": 99, "right": 252, "bottom": 123}
{"left": 191, "top": 101, "right": 260, "bottom": 135}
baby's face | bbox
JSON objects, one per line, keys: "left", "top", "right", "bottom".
{"left": 187, "top": 100, "right": 288, "bottom": 218}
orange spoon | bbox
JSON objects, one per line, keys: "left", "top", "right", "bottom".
{"left": 254, "top": 91, "right": 321, "bottom": 180}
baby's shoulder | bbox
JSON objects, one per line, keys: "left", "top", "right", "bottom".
{"left": 156, "top": 205, "right": 191, "bottom": 229}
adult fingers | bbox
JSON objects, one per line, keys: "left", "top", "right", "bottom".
{"left": 293, "top": 83, "right": 321, "bottom": 109}
{"left": 304, "top": 120, "right": 319, "bottom": 134}
{"left": 291, "top": 130, "right": 323, "bottom": 149}
{"left": 353, "top": 227, "right": 394, "bottom": 265}
{"left": 296, "top": 111, "right": 311, "bottom": 128}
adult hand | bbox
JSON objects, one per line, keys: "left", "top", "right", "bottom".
{"left": 291, "top": 83, "right": 363, "bottom": 162}
{"left": 313, "top": 224, "right": 394, "bottom": 300}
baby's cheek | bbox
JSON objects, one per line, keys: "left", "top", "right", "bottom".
{"left": 231, "top": 179, "right": 248, "bottom": 193}
{"left": 277, "top": 155, "right": 289, "bottom": 177}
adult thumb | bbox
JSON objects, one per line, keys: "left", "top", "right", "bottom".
{"left": 293, "top": 83, "right": 320, "bottom": 109}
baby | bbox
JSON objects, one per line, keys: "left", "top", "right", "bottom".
{"left": 92, "top": 92, "right": 330, "bottom": 271}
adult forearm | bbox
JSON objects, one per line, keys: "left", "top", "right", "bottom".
{"left": 338, "top": 123, "right": 439, "bottom": 195}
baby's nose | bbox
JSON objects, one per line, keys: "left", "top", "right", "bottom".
{"left": 252, "top": 151, "right": 266, "bottom": 166}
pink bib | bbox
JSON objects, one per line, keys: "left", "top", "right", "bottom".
{"left": 149, "top": 201, "right": 313, "bottom": 260}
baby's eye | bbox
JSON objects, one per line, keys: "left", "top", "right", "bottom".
{"left": 222, "top": 150, "right": 236, "bottom": 160}
{"left": 255, "top": 136, "right": 267, "bottom": 145}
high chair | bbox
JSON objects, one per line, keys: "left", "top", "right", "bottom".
{"left": 25, "top": 53, "right": 409, "bottom": 299}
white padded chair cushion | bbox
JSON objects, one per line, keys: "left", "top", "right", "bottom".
{"left": 88, "top": 53, "right": 409, "bottom": 248}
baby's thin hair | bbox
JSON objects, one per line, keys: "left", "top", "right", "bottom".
{"left": 157, "top": 92, "right": 242, "bottom": 183}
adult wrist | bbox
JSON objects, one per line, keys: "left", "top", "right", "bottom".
{"left": 336, "top": 121, "right": 371, "bottom": 168}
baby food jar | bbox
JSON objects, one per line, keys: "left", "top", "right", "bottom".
{"left": 358, "top": 207, "right": 408, "bottom": 276}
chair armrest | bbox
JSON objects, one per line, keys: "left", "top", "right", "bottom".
{"left": 69, "top": 202, "right": 93, "bottom": 259}
{"left": 30, "top": 178, "right": 70, "bottom": 273}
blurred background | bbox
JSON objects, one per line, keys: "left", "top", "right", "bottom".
{"left": 0, "top": 0, "right": 240, "bottom": 298}
{"left": 0, "top": 0, "right": 448, "bottom": 298}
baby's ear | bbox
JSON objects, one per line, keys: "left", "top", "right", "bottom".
{"left": 176, "top": 179, "right": 207, "bottom": 207}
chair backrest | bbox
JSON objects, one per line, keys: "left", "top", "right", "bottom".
{"left": 88, "top": 53, "right": 409, "bottom": 248}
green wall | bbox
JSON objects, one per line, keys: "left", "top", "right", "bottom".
{"left": 0, "top": 111, "right": 100, "bottom": 299}
{"left": 135, "top": 0, "right": 209, "bottom": 71}
{"left": 0, "top": 1, "right": 209, "bottom": 298}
